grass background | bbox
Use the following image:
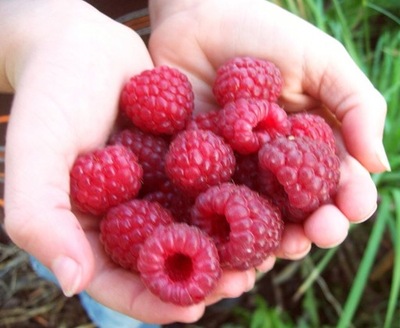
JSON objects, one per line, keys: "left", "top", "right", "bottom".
{"left": 1, "top": 0, "right": 399, "bottom": 327}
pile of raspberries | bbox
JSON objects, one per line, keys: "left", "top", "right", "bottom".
{"left": 70, "top": 56, "right": 340, "bottom": 306}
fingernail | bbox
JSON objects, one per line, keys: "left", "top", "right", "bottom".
{"left": 51, "top": 256, "right": 82, "bottom": 297}
{"left": 245, "top": 270, "right": 256, "bottom": 292}
{"left": 354, "top": 203, "right": 378, "bottom": 224}
{"left": 284, "top": 243, "right": 312, "bottom": 260}
{"left": 376, "top": 142, "right": 391, "bottom": 172}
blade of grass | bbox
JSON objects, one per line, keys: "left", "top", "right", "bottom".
{"left": 366, "top": 2, "right": 400, "bottom": 25}
{"left": 331, "top": 0, "right": 363, "bottom": 69}
{"left": 293, "top": 247, "right": 338, "bottom": 301}
{"left": 301, "top": 258, "right": 320, "bottom": 327}
{"left": 302, "top": 0, "right": 326, "bottom": 31}
{"left": 383, "top": 189, "right": 400, "bottom": 328}
{"left": 336, "top": 195, "right": 391, "bottom": 328}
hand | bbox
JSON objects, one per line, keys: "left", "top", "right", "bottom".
{"left": 148, "top": 0, "right": 389, "bottom": 266}
{"left": 1, "top": 0, "right": 228, "bottom": 324}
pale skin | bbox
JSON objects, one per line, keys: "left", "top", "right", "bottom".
{"left": 0, "top": 0, "right": 389, "bottom": 324}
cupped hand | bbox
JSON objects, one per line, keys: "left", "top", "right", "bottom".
{"left": 148, "top": 0, "right": 389, "bottom": 263}
{"left": 1, "top": 0, "right": 238, "bottom": 324}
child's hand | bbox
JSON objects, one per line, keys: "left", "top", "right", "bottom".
{"left": 148, "top": 0, "right": 388, "bottom": 264}
{"left": 1, "top": 1, "right": 258, "bottom": 324}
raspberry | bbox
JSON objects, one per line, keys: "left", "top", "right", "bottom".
{"left": 165, "top": 129, "right": 236, "bottom": 196}
{"left": 143, "top": 179, "right": 194, "bottom": 224}
{"left": 213, "top": 56, "right": 283, "bottom": 106}
{"left": 109, "top": 127, "right": 169, "bottom": 193}
{"left": 258, "top": 136, "right": 340, "bottom": 222}
{"left": 190, "top": 183, "right": 284, "bottom": 270}
{"left": 120, "top": 66, "right": 194, "bottom": 135}
{"left": 137, "top": 223, "right": 222, "bottom": 306}
{"left": 232, "top": 153, "right": 261, "bottom": 191}
{"left": 186, "top": 110, "right": 221, "bottom": 136}
{"left": 289, "top": 112, "right": 337, "bottom": 152}
{"left": 218, "top": 98, "right": 290, "bottom": 154}
{"left": 70, "top": 145, "right": 143, "bottom": 215}
{"left": 100, "top": 199, "right": 174, "bottom": 272}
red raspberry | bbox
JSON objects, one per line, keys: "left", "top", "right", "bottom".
{"left": 257, "top": 169, "right": 301, "bottom": 220}
{"left": 165, "top": 130, "right": 236, "bottom": 196}
{"left": 137, "top": 223, "right": 222, "bottom": 306}
{"left": 218, "top": 98, "right": 290, "bottom": 154}
{"left": 143, "top": 179, "right": 194, "bottom": 224}
{"left": 258, "top": 136, "right": 340, "bottom": 223}
{"left": 120, "top": 66, "right": 194, "bottom": 135}
{"left": 109, "top": 127, "right": 169, "bottom": 193}
{"left": 100, "top": 199, "right": 174, "bottom": 272}
{"left": 289, "top": 112, "right": 337, "bottom": 153}
{"left": 70, "top": 145, "right": 143, "bottom": 215}
{"left": 213, "top": 56, "right": 283, "bottom": 106}
{"left": 190, "top": 183, "right": 284, "bottom": 270}
{"left": 232, "top": 153, "right": 261, "bottom": 191}
{"left": 186, "top": 110, "right": 221, "bottom": 136}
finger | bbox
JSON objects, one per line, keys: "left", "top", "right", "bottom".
{"left": 85, "top": 232, "right": 206, "bottom": 324}
{"left": 205, "top": 268, "right": 256, "bottom": 306}
{"left": 256, "top": 256, "right": 277, "bottom": 273}
{"left": 89, "top": 270, "right": 206, "bottom": 324}
{"left": 274, "top": 223, "right": 312, "bottom": 260}
{"left": 335, "top": 153, "right": 378, "bottom": 223}
{"left": 303, "top": 204, "right": 349, "bottom": 248}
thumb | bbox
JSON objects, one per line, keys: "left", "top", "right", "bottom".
{"left": 4, "top": 90, "right": 96, "bottom": 297}
{"left": 304, "top": 40, "right": 390, "bottom": 173}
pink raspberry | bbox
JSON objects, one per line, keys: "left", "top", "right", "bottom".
{"left": 258, "top": 136, "right": 340, "bottom": 222}
{"left": 120, "top": 66, "right": 194, "bottom": 135}
{"left": 165, "top": 129, "right": 236, "bottom": 196}
{"left": 109, "top": 127, "right": 169, "bottom": 193}
{"left": 137, "top": 223, "right": 222, "bottom": 306}
{"left": 190, "top": 183, "right": 284, "bottom": 270}
{"left": 213, "top": 56, "right": 283, "bottom": 106}
{"left": 70, "top": 145, "right": 143, "bottom": 215}
{"left": 289, "top": 112, "right": 337, "bottom": 153}
{"left": 186, "top": 110, "right": 221, "bottom": 136}
{"left": 143, "top": 179, "right": 194, "bottom": 224}
{"left": 100, "top": 199, "right": 174, "bottom": 272}
{"left": 218, "top": 98, "right": 290, "bottom": 154}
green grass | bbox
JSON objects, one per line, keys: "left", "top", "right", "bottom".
{"left": 234, "top": 1, "right": 400, "bottom": 327}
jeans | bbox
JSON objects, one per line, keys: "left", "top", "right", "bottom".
{"left": 30, "top": 257, "right": 160, "bottom": 328}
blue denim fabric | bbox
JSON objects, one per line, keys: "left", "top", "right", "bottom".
{"left": 30, "top": 257, "right": 160, "bottom": 328}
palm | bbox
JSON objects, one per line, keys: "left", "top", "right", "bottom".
{"left": 149, "top": 0, "right": 327, "bottom": 113}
